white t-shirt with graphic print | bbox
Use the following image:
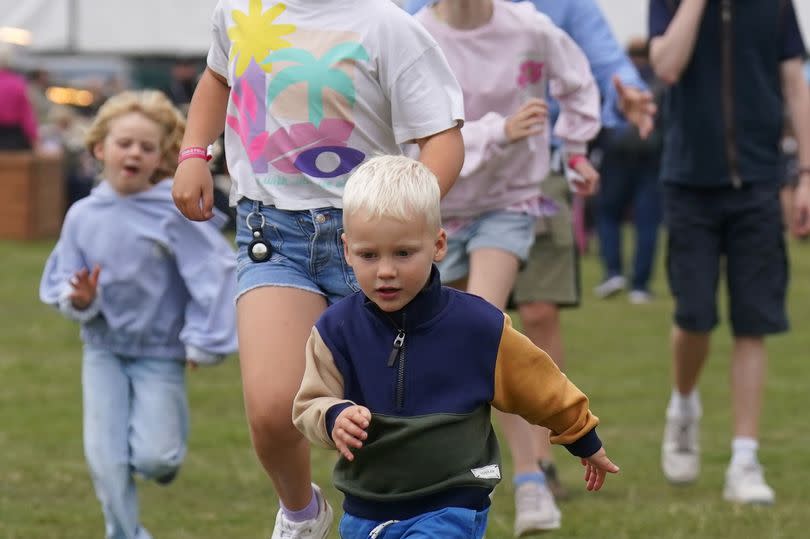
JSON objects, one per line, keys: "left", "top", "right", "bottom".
{"left": 207, "top": 0, "right": 465, "bottom": 210}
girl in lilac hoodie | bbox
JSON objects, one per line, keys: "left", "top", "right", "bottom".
{"left": 40, "top": 91, "right": 237, "bottom": 539}
{"left": 415, "top": 0, "right": 601, "bottom": 534}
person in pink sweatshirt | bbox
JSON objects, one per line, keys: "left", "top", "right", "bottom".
{"left": 414, "top": 0, "right": 602, "bottom": 535}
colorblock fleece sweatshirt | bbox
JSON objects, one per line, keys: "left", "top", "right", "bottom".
{"left": 294, "top": 266, "right": 600, "bottom": 521}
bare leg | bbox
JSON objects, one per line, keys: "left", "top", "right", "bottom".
{"left": 465, "top": 248, "right": 519, "bottom": 311}
{"left": 731, "top": 336, "right": 766, "bottom": 439}
{"left": 237, "top": 287, "right": 327, "bottom": 510}
{"left": 516, "top": 301, "right": 564, "bottom": 463}
{"left": 672, "top": 326, "right": 710, "bottom": 394}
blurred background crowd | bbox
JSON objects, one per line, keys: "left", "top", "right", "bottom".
{"left": 1, "top": 0, "right": 809, "bottom": 287}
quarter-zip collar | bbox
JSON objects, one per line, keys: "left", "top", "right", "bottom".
{"left": 363, "top": 265, "right": 447, "bottom": 330}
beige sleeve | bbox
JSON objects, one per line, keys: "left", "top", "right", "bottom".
{"left": 292, "top": 326, "right": 355, "bottom": 449}
{"left": 491, "top": 314, "right": 599, "bottom": 445}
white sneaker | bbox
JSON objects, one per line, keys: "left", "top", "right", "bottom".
{"left": 628, "top": 290, "right": 653, "bottom": 305}
{"left": 661, "top": 413, "right": 700, "bottom": 484}
{"left": 513, "top": 481, "right": 561, "bottom": 536}
{"left": 271, "top": 484, "right": 333, "bottom": 539}
{"left": 723, "top": 463, "right": 775, "bottom": 505}
{"left": 594, "top": 275, "right": 626, "bottom": 299}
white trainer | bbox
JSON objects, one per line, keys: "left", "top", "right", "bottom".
{"left": 513, "top": 481, "right": 561, "bottom": 536}
{"left": 271, "top": 484, "right": 333, "bottom": 539}
{"left": 594, "top": 275, "right": 626, "bottom": 299}
{"left": 628, "top": 290, "right": 653, "bottom": 305}
{"left": 661, "top": 413, "right": 700, "bottom": 484}
{"left": 723, "top": 463, "right": 775, "bottom": 505}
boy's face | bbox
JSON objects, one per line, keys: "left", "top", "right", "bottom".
{"left": 343, "top": 210, "right": 447, "bottom": 313}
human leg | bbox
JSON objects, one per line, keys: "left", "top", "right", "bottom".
{"left": 128, "top": 357, "right": 188, "bottom": 484}
{"left": 234, "top": 202, "right": 356, "bottom": 536}
{"left": 661, "top": 185, "right": 723, "bottom": 484}
{"left": 722, "top": 184, "right": 787, "bottom": 503}
{"left": 506, "top": 174, "right": 575, "bottom": 529}
{"left": 512, "top": 177, "right": 577, "bottom": 479}
{"left": 594, "top": 152, "right": 632, "bottom": 297}
{"left": 82, "top": 346, "right": 151, "bottom": 539}
{"left": 629, "top": 160, "right": 662, "bottom": 296}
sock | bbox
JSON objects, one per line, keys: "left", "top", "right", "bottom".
{"left": 667, "top": 388, "right": 701, "bottom": 418}
{"left": 730, "top": 437, "right": 759, "bottom": 468}
{"left": 514, "top": 471, "right": 546, "bottom": 488}
{"left": 281, "top": 486, "right": 320, "bottom": 523}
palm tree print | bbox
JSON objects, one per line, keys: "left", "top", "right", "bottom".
{"left": 263, "top": 42, "right": 370, "bottom": 127}
{"left": 228, "top": 0, "right": 296, "bottom": 77}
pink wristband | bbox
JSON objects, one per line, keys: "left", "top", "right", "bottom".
{"left": 567, "top": 154, "right": 587, "bottom": 170}
{"left": 178, "top": 146, "right": 212, "bottom": 164}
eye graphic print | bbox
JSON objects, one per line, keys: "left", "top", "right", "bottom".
{"left": 263, "top": 119, "right": 366, "bottom": 178}
{"left": 293, "top": 146, "right": 365, "bottom": 178}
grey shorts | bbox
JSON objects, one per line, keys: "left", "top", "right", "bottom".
{"left": 438, "top": 210, "right": 536, "bottom": 283}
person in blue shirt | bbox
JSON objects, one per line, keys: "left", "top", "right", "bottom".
{"left": 40, "top": 90, "right": 238, "bottom": 539}
{"left": 650, "top": 0, "right": 810, "bottom": 506}
{"left": 403, "top": 0, "right": 656, "bottom": 534}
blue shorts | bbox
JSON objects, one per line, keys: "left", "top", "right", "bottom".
{"left": 339, "top": 507, "right": 489, "bottom": 539}
{"left": 438, "top": 211, "right": 535, "bottom": 283}
{"left": 235, "top": 198, "right": 360, "bottom": 305}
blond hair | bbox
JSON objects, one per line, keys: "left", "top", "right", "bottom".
{"left": 343, "top": 155, "right": 441, "bottom": 231}
{"left": 85, "top": 90, "right": 185, "bottom": 182}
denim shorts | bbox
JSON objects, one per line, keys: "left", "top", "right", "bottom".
{"left": 438, "top": 210, "right": 535, "bottom": 283}
{"left": 235, "top": 198, "right": 360, "bottom": 305}
{"left": 339, "top": 507, "right": 489, "bottom": 539}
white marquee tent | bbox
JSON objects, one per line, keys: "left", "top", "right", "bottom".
{"left": 1, "top": 0, "right": 809, "bottom": 55}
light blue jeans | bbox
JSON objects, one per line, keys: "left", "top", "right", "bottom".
{"left": 82, "top": 346, "right": 189, "bottom": 539}
{"left": 339, "top": 507, "right": 489, "bottom": 539}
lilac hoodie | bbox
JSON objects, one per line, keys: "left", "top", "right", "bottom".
{"left": 40, "top": 180, "right": 238, "bottom": 364}
{"left": 415, "top": 0, "right": 601, "bottom": 218}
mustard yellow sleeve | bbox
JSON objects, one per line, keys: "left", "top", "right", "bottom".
{"left": 491, "top": 313, "right": 599, "bottom": 446}
{"left": 292, "top": 326, "right": 355, "bottom": 449}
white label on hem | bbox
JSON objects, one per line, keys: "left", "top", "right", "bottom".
{"left": 471, "top": 464, "right": 501, "bottom": 480}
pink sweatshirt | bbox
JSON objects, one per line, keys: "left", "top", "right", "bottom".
{"left": 0, "top": 69, "right": 38, "bottom": 146}
{"left": 415, "top": 1, "right": 601, "bottom": 218}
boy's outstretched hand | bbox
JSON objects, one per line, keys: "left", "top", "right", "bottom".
{"left": 332, "top": 405, "right": 372, "bottom": 462}
{"left": 581, "top": 447, "right": 620, "bottom": 491}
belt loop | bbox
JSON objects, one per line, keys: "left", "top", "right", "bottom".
{"left": 252, "top": 200, "right": 262, "bottom": 213}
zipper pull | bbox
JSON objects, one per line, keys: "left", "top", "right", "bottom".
{"left": 387, "top": 330, "right": 405, "bottom": 367}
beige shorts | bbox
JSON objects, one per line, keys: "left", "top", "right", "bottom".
{"left": 512, "top": 173, "right": 580, "bottom": 307}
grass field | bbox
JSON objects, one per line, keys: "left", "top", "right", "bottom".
{"left": 2, "top": 236, "right": 810, "bottom": 539}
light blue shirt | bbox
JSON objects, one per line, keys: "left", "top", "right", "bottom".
{"left": 40, "top": 180, "right": 238, "bottom": 364}
{"left": 405, "top": 0, "right": 646, "bottom": 138}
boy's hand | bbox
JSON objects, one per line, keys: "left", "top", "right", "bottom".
{"left": 504, "top": 98, "right": 548, "bottom": 142}
{"left": 69, "top": 265, "right": 101, "bottom": 310}
{"left": 172, "top": 158, "right": 215, "bottom": 221}
{"left": 581, "top": 447, "right": 620, "bottom": 491}
{"left": 613, "top": 75, "right": 657, "bottom": 139}
{"left": 332, "top": 405, "right": 372, "bottom": 462}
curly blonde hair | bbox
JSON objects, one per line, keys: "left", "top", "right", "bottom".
{"left": 85, "top": 90, "right": 186, "bottom": 182}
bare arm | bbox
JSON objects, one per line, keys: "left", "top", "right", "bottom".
{"left": 172, "top": 68, "right": 230, "bottom": 221}
{"left": 649, "top": 0, "right": 708, "bottom": 85}
{"left": 416, "top": 126, "right": 464, "bottom": 198}
{"left": 781, "top": 57, "right": 810, "bottom": 237}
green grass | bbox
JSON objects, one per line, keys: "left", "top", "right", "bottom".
{"left": 2, "top": 236, "right": 810, "bottom": 538}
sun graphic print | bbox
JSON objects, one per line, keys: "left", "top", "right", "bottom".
{"left": 227, "top": 0, "right": 296, "bottom": 77}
